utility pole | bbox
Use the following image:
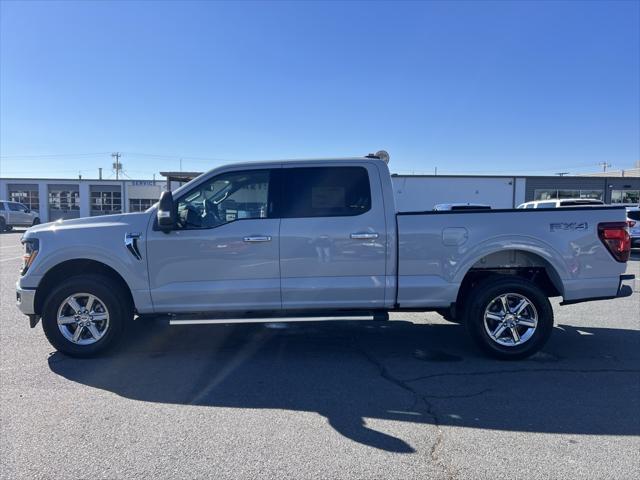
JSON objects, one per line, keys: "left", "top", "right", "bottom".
{"left": 179, "top": 158, "right": 183, "bottom": 172}
{"left": 598, "top": 161, "right": 611, "bottom": 173}
{"left": 112, "top": 152, "right": 122, "bottom": 180}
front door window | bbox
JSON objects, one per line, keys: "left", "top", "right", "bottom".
{"left": 176, "top": 170, "right": 271, "bottom": 229}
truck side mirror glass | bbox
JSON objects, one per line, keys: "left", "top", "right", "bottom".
{"left": 157, "top": 191, "right": 176, "bottom": 231}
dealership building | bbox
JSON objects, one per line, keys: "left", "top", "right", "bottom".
{"left": 1, "top": 169, "right": 638, "bottom": 223}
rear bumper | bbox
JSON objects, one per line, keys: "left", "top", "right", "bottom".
{"left": 560, "top": 274, "right": 634, "bottom": 305}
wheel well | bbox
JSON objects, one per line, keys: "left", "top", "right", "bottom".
{"left": 34, "top": 259, "right": 134, "bottom": 315}
{"left": 455, "top": 250, "right": 563, "bottom": 313}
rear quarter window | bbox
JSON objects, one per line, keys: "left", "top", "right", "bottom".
{"left": 628, "top": 211, "right": 640, "bottom": 221}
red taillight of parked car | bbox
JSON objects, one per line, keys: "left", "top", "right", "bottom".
{"left": 598, "top": 222, "right": 630, "bottom": 263}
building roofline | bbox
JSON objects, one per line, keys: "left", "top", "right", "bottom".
{"left": 0, "top": 177, "right": 155, "bottom": 182}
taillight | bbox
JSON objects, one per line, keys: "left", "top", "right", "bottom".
{"left": 628, "top": 220, "right": 636, "bottom": 228}
{"left": 598, "top": 222, "right": 630, "bottom": 263}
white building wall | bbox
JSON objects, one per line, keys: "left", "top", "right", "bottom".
{"left": 514, "top": 177, "right": 526, "bottom": 207}
{"left": 38, "top": 183, "right": 48, "bottom": 222}
{"left": 78, "top": 182, "right": 91, "bottom": 218}
{"left": 391, "top": 176, "right": 520, "bottom": 211}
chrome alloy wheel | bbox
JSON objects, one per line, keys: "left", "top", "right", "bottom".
{"left": 57, "top": 293, "right": 110, "bottom": 345}
{"left": 483, "top": 293, "right": 538, "bottom": 347}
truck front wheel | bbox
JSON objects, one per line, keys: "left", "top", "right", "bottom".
{"left": 463, "top": 276, "right": 553, "bottom": 360}
{"left": 41, "top": 275, "right": 130, "bottom": 357}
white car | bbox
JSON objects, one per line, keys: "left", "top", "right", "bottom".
{"left": 0, "top": 201, "right": 40, "bottom": 231}
{"left": 627, "top": 206, "right": 640, "bottom": 248}
{"left": 518, "top": 199, "right": 604, "bottom": 209}
{"left": 433, "top": 203, "right": 491, "bottom": 211}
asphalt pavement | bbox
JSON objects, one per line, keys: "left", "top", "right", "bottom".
{"left": 1, "top": 229, "right": 639, "bottom": 479}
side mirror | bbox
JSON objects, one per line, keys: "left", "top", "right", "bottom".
{"left": 157, "top": 191, "right": 176, "bottom": 232}
{"left": 25, "top": 208, "right": 31, "bottom": 213}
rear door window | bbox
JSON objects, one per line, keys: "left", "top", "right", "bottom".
{"left": 279, "top": 167, "right": 371, "bottom": 218}
{"left": 536, "top": 202, "right": 557, "bottom": 209}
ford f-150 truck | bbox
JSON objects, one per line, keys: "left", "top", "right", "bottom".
{"left": 16, "top": 154, "right": 634, "bottom": 359}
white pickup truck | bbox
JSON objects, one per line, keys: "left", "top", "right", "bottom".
{"left": 16, "top": 154, "right": 634, "bottom": 359}
{"left": 0, "top": 200, "right": 40, "bottom": 231}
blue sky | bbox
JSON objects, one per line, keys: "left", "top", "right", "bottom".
{"left": 1, "top": 0, "right": 638, "bottom": 178}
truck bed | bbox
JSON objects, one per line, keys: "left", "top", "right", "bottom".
{"left": 396, "top": 206, "right": 629, "bottom": 308}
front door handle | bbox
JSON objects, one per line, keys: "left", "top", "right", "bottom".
{"left": 350, "top": 232, "right": 379, "bottom": 240}
{"left": 243, "top": 236, "right": 272, "bottom": 242}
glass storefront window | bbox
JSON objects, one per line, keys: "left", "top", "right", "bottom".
{"left": 611, "top": 190, "right": 640, "bottom": 204}
{"left": 48, "top": 190, "right": 80, "bottom": 210}
{"left": 534, "top": 189, "right": 557, "bottom": 200}
{"left": 9, "top": 188, "right": 39, "bottom": 210}
{"left": 129, "top": 198, "right": 155, "bottom": 212}
{"left": 90, "top": 189, "right": 122, "bottom": 215}
{"left": 534, "top": 189, "right": 603, "bottom": 201}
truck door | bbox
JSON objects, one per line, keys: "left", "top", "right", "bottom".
{"left": 278, "top": 164, "right": 387, "bottom": 309}
{"left": 146, "top": 168, "right": 281, "bottom": 313}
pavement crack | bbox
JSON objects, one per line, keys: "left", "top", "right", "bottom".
{"left": 422, "top": 388, "right": 492, "bottom": 399}
{"left": 353, "top": 341, "right": 458, "bottom": 480}
{"left": 403, "top": 367, "right": 640, "bottom": 384}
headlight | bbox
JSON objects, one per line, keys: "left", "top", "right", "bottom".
{"left": 21, "top": 238, "right": 39, "bottom": 275}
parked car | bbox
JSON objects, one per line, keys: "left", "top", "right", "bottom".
{"left": 626, "top": 206, "right": 640, "bottom": 248}
{"left": 16, "top": 154, "right": 633, "bottom": 359}
{"left": 0, "top": 201, "right": 40, "bottom": 231}
{"left": 433, "top": 203, "right": 491, "bottom": 211}
{"left": 517, "top": 199, "right": 605, "bottom": 209}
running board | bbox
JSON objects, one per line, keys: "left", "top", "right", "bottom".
{"left": 168, "top": 310, "right": 388, "bottom": 326}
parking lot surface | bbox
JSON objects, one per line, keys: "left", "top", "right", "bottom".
{"left": 1, "top": 230, "right": 639, "bottom": 480}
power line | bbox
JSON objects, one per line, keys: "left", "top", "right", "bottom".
{"left": 0, "top": 152, "right": 110, "bottom": 158}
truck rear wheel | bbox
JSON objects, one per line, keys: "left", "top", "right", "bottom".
{"left": 463, "top": 276, "right": 553, "bottom": 360}
{"left": 41, "top": 275, "right": 131, "bottom": 357}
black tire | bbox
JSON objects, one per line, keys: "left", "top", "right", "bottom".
{"left": 463, "top": 276, "right": 553, "bottom": 360}
{"left": 41, "top": 274, "right": 131, "bottom": 357}
{"left": 0, "top": 217, "right": 5, "bottom": 232}
{"left": 32, "top": 218, "right": 40, "bottom": 226}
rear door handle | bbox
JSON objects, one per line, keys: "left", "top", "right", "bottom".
{"left": 243, "top": 236, "right": 272, "bottom": 242}
{"left": 350, "top": 232, "right": 379, "bottom": 240}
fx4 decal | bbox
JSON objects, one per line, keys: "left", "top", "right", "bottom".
{"left": 550, "top": 222, "right": 588, "bottom": 232}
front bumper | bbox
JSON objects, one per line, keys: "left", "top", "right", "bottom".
{"left": 16, "top": 282, "right": 36, "bottom": 315}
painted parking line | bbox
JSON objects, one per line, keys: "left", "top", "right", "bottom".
{"left": 0, "top": 256, "right": 22, "bottom": 262}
